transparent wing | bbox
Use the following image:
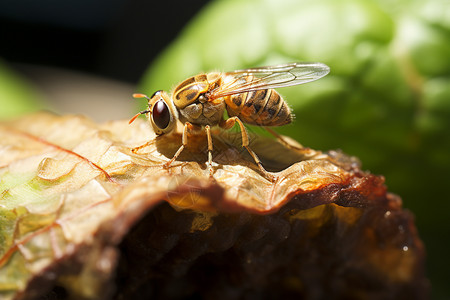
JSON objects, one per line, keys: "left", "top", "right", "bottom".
{"left": 210, "top": 62, "right": 330, "bottom": 99}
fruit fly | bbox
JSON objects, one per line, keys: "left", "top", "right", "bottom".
{"left": 129, "top": 62, "right": 330, "bottom": 180}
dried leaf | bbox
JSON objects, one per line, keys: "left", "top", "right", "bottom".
{"left": 0, "top": 112, "right": 427, "bottom": 299}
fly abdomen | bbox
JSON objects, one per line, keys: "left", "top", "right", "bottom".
{"left": 225, "top": 88, "right": 293, "bottom": 126}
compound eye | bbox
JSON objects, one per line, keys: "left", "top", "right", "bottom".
{"left": 152, "top": 100, "right": 171, "bottom": 129}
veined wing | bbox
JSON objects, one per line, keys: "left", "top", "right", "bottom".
{"left": 210, "top": 62, "right": 330, "bottom": 99}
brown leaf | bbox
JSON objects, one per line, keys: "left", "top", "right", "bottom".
{"left": 0, "top": 112, "right": 428, "bottom": 299}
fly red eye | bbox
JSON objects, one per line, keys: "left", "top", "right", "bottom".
{"left": 152, "top": 100, "right": 170, "bottom": 129}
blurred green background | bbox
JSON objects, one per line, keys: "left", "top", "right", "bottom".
{"left": 1, "top": 0, "right": 449, "bottom": 298}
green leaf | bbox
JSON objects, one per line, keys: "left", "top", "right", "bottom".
{"left": 0, "top": 60, "right": 46, "bottom": 120}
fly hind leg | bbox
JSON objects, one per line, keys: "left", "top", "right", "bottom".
{"left": 263, "top": 126, "right": 304, "bottom": 150}
{"left": 220, "top": 117, "right": 276, "bottom": 182}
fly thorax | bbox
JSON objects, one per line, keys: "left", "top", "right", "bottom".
{"left": 178, "top": 103, "right": 203, "bottom": 123}
{"left": 203, "top": 100, "right": 225, "bottom": 120}
{"left": 178, "top": 100, "right": 225, "bottom": 126}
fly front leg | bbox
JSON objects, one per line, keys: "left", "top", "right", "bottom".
{"left": 164, "top": 122, "right": 194, "bottom": 169}
{"left": 220, "top": 117, "right": 276, "bottom": 182}
{"left": 131, "top": 140, "right": 155, "bottom": 154}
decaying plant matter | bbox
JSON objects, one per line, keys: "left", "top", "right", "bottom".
{"left": 0, "top": 113, "right": 428, "bottom": 299}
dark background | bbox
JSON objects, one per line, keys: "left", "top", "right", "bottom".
{"left": 0, "top": 0, "right": 210, "bottom": 84}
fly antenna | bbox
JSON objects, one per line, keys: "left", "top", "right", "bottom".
{"left": 133, "top": 93, "right": 151, "bottom": 100}
{"left": 129, "top": 93, "right": 152, "bottom": 124}
{"left": 129, "top": 109, "right": 151, "bottom": 124}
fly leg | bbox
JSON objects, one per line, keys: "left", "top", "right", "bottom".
{"left": 263, "top": 126, "right": 304, "bottom": 150}
{"left": 220, "top": 117, "right": 276, "bottom": 182}
{"left": 204, "top": 125, "right": 215, "bottom": 178}
{"left": 165, "top": 123, "right": 214, "bottom": 178}
{"left": 164, "top": 122, "right": 194, "bottom": 169}
{"left": 131, "top": 140, "right": 155, "bottom": 154}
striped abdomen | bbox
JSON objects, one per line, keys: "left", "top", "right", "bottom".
{"left": 225, "top": 86, "right": 293, "bottom": 126}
